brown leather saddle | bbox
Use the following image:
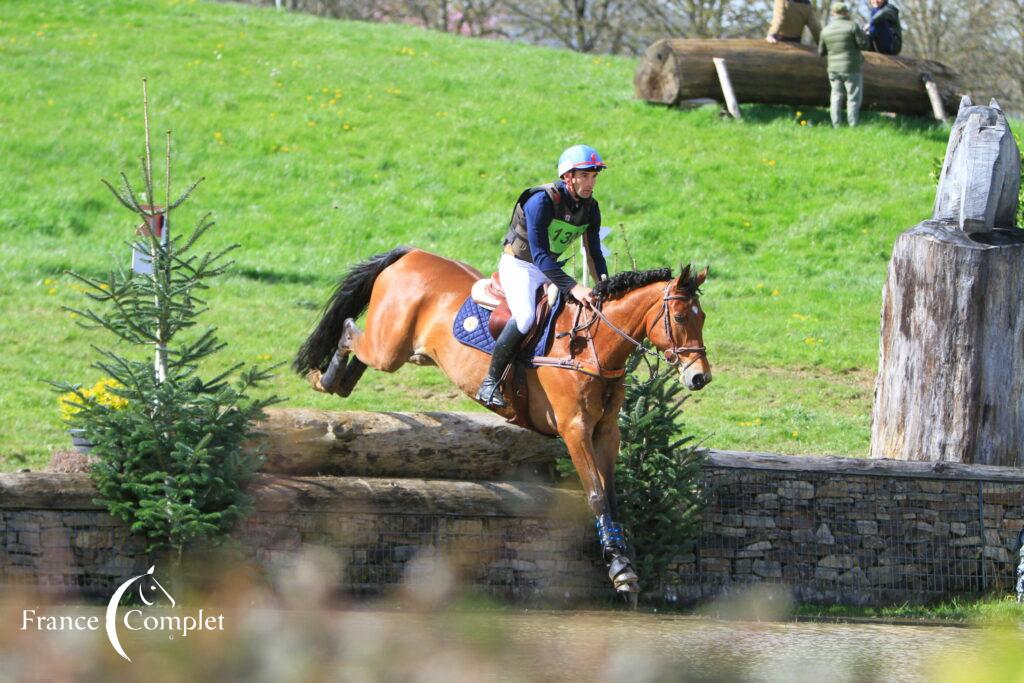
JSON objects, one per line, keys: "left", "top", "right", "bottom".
{"left": 468, "top": 273, "right": 559, "bottom": 434}
{"left": 470, "top": 273, "right": 557, "bottom": 350}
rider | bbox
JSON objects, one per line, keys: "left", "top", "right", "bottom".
{"left": 476, "top": 144, "right": 610, "bottom": 408}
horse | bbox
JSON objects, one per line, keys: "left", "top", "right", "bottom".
{"left": 293, "top": 247, "right": 711, "bottom": 600}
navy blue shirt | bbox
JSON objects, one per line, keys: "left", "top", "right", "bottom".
{"left": 521, "top": 180, "right": 608, "bottom": 294}
{"left": 868, "top": 5, "right": 896, "bottom": 53}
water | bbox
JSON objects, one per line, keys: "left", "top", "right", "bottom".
{"left": 329, "top": 608, "right": 1012, "bottom": 683}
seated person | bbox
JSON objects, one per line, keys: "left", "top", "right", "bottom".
{"left": 766, "top": 0, "right": 822, "bottom": 44}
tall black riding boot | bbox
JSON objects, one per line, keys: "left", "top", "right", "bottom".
{"left": 475, "top": 320, "right": 526, "bottom": 408}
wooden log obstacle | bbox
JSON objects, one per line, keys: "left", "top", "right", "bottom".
{"left": 250, "top": 409, "right": 566, "bottom": 479}
{"left": 634, "top": 38, "right": 964, "bottom": 120}
{"left": 870, "top": 97, "right": 1024, "bottom": 465}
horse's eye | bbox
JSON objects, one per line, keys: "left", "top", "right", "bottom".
{"left": 673, "top": 314, "right": 686, "bottom": 323}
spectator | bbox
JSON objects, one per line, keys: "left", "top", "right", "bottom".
{"left": 818, "top": 2, "right": 869, "bottom": 127}
{"left": 865, "top": 0, "right": 902, "bottom": 54}
{"left": 766, "top": 0, "right": 822, "bottom": 44}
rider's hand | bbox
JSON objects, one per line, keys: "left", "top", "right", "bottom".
{"left": 570, "top": 284, "right": 595, "bottom": 308}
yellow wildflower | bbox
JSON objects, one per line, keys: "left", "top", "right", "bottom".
{"left": 771, "top": 289, "right": 780, "bottom": 297}
{"left": 59, "top": 378, "right": 128, "bottom": 422}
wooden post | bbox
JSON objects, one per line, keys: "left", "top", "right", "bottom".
{"left": 870, "top": 98, "right": 1024, "bottom": 466}
{"left": 712, "top": 57, "right": 741, "bottom": 119}
{"left": 922, "top": 74, "right": 947, "bottom": 123}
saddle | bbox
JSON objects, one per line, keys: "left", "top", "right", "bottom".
{"left": 470, "top": 273, "right": 559, "bottom": 345}
{"left": 467, "top": 273, "right": 560, "bottom": 434}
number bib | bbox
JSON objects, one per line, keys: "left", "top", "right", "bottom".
{"left": 548, "top": 221, "right": 589, "bottom": 256}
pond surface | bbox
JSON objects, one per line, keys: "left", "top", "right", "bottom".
{"left": 326, "top": 608, "right": 1015, "bottom": 683}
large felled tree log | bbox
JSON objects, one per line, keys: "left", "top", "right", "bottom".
{"left": 870, "top": 99, "right": 1024, "bottom": 465}
{"left": 249, "top": 409, "right": 567, "bottom": 479}
{"left": 635, "top": 38, "right": 964, "bottom": 117}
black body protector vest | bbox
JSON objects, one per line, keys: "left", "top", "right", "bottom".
{"left": 503, "top": 183, "right": 597, "bottom": 263}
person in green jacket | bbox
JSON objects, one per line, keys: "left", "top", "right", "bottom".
{"left": 818, "top": 2, "right": 869, "bottom": 127}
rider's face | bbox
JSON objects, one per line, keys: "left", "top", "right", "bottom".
{"left": 563, "top": 170, "right": 599, "bottom": 199}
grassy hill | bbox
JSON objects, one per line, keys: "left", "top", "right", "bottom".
{"left": 0, "top": 0, "right": 956, "bottom": 470}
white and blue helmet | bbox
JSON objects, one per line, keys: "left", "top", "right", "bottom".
{"left": 557, "top": 144, "right": 607, "bottom": 177}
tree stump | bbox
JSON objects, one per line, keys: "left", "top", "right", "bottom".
{"left": 870, "top": 98, "right": 1024, "bottom": 465}
{"left": 634, "top": 38, "right": 964, "bottom": 118}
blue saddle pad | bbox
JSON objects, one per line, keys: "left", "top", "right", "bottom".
{"left": 452, "top": 293, "right": 563, "bottom": 365}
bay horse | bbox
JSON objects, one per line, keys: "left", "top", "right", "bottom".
{"left": 293, "top": 247, "right": 711, "bottom": 600}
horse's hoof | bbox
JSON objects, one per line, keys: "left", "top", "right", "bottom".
{"left": 306, "top": 370, "right": 328, "bottom": 393}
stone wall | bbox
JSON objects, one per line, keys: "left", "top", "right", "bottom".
{"left": 0, "top": 473, "right": 607, "bottom": 601}
{"left": 2, "top": 452, "right": 1023, "bottom": 605}
{"left": 676, "top": 452, "right": 1024, "bottom": 605}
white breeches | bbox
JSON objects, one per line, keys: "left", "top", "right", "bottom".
{"left": 498, "top": 253, "right": 552, "bottom": 334}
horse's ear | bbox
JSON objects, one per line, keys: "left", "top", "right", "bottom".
{"left": 696, "top": 266, "right": 709, "bottom": 287}
{"left": 676, "top": 264, "right": 692, "bottom": 291}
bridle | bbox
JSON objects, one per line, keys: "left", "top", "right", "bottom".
{"left": 649, "top": 284, "right": 708, "bottom": 372}
{"left": 550, "top": 283, "right": 707, "bottom": 377}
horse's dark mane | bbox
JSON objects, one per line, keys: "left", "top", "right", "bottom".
{"left": 593, "top": 266, "right": 701, "bottom": 302}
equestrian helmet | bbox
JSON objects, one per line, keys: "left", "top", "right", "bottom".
{"left": 557, "top": 145, "right": 607, "bottom": 177}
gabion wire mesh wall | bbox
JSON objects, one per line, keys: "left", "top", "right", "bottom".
{"left": 671, "top": 464, "right": 1024, "bottom": 605}
{"left": 3, "top": 456, "right": 1023, "bottom": 606}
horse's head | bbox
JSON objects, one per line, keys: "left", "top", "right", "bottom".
{"left": 645, "top": 265, "right": 711, "bottom": 390}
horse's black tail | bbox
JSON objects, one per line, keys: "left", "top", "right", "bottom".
{"left": 293, "top": 247, "right": 412, "bottom": 375}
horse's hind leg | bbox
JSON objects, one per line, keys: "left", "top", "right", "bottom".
{"left": 309, "top": 319, "right": 365, "bottom": 395}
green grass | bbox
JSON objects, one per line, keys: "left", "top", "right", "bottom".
{"left": 796, "top": 595, "right": 1024, "bottom": 624}
{"left": 0, "top": 0, "right": 961, "bottom": 470}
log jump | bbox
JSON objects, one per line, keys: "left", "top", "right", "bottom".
{"left": 635, "top": 38, "right": 964, "bottom": 119}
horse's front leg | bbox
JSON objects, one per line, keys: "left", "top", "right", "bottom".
{"left": 561, "top": 412, "right": 639, "bottom": 600}
{"left": 591, "top": 383, "right": 640, "bottom": 599}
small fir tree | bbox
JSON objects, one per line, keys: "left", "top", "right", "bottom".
{"left": 55, "top": 82, "right": 279, "bottom": 557}
{"left": 558, "top": 345, "right": 708, "bottom": 595}
{"left": 614, "top": 349, "right": 708, "bottom": 591}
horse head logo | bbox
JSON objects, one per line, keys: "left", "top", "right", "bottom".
{"left": 105, "top": 565, "right": 175, "bottom": 662}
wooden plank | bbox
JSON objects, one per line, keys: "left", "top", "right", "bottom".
{"left": 712, "top": 57, "right": 741, "bottom": 119}
{"left": 709, "top": 449, "right": 1024, "bottom": 481}
{"left": 922, "top": 75, "right": 947, "bottom": 123}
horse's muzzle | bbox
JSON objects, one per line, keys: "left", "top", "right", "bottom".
{"left": 687, "top": 373, "right": 710, "bottom": 390}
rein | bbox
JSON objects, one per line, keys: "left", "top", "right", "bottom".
{"left": 535, "top": 284, "right": 707, "bottom": 380}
